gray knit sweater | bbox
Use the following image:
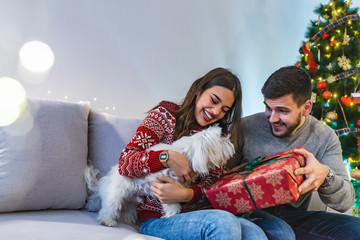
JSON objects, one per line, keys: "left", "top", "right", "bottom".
{"left": 228, "top": 112, "right": 355, "bottom": 212}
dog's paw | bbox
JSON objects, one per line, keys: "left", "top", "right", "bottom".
{"left": 98, "top": 217, "right": 118, "bottom": 227}
{"left": 162, "top": 203, "right": 181, "bottom": 218}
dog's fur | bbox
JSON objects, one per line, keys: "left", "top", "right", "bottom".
{"left": 84, "top": 125, "right": 235, "bottom": 227}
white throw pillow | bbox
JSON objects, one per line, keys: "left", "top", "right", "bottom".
{"left": 0, "top": 98, "right": 90, "bottom": 212}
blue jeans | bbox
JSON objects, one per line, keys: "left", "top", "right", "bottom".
{"left": 247, "top": 205, "right": 360, "bottom": 240}
{"left": 140, "top": 209, "right": 267, "bottom": 240}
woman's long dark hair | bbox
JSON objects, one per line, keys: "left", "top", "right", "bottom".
{"left": 174, "top": 67, "right": 242, "bottom": 149}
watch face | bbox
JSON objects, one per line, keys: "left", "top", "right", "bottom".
{"left": 328, "top": 170, "right": 335, "bottom": 185}
{"left": 160, "top": 153, "right": 168, "bottom": 160}
{"left": 321, "top": 168, "right": 335, "bottom": 188}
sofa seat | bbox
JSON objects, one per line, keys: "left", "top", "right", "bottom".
{"left": 0, "top": 210, "right": 162, "bottom": 240}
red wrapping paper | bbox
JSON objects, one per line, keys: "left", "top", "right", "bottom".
{"left": 206, "top": 147, "right": 306, "bottom": 214}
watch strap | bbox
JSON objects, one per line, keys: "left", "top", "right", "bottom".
{"left": 321, "top": 166, "right": 335, "bottom": 187}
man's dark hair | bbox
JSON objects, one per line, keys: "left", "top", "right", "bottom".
{"left": 261, "top": 66, "right": 312, "bottom": 106}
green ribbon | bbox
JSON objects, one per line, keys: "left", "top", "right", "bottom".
{"left": 224, "top": 155, "right": 304, "bottom": 210}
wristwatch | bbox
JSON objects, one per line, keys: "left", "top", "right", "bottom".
{"left": 159, "top": 150, "right": 169, "bottom": 168}
{"left": 321, "top": 166, "right": 335, "bottom": 188}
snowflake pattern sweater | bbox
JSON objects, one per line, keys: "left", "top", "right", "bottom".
{"left": 118, "top": 101, "right": 221, "bottom": 222}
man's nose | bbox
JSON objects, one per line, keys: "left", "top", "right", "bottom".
{"left": 268, "top": 111, "right": 279, "bottom": 122}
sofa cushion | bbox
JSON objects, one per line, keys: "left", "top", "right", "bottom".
{"left": 88, "top": 110, "right": 141, "bottom": 177}
{"left": 0, "top": 210, "right": 162, "bottom": 240}
{"left": 0, "top": 98, "right": 90, "bottom": 212}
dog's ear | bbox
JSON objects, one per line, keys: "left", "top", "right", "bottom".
{"left": 190, "top": 130, "right": 212, "bottom": 174}
{"left": 219, "top": 135, "right": 235, "bottom": 165}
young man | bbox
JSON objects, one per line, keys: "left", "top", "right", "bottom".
{"left": 228, "top": 66, "right": 360, "bottom": 240}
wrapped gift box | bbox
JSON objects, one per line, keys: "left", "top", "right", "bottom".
{"left": 351, "top": 93, "right": 360, "bottom": 105}
{"left": 206, "top": 147, "right": 306, "bottom": 214}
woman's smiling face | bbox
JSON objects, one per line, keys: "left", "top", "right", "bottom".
{"left": 194, "top": 85, "right": 235, "bottom": 127}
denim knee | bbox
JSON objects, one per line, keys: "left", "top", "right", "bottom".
{"left": 200, "top": 210, "right": 242, "bottom": 239}
{"left": 140, "top": 210, "right": 242, "bottom": 240}
{"left": 248, "top": 210, "right": 295, "bottom": 240}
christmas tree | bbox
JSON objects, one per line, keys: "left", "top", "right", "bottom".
{"left": 296, "top": 0, "right": 360, "bottom": 216}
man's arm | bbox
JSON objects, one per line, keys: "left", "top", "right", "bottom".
{"left": 294, "top": 136, "right": 355, "bottom": 212}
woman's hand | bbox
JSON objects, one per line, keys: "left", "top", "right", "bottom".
{"left": 167, "top": 150, "right": 196, "bottom": 184}
{"left": 150, "top": 175, "right": 194, "bottom": 204}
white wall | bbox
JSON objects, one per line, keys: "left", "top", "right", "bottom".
{"left": 0, "top": 0, "right": 351, "bottom": 119}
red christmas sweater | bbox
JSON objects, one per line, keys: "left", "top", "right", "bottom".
{"left": 118, "top": 101, "right": 222, "bottom": 222}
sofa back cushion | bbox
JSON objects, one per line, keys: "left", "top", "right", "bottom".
{"left": 0, "top": 98, "right": 90, "bottom": 212}
{"left": 88, "top": 110, "right": 141, "bottom": 177}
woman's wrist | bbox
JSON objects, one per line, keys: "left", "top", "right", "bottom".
{"left": 166, "top": 150, "right": 175, "bottom": 168}
{"left": 182, "top": 188, "right": 194, "bottom": 202}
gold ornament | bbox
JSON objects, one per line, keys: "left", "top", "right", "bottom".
{"left": 343, "top": 28, "right": 350, "bottom": 46}
{"left": 327, "top": 75, "right": 336, "bottom": 83}
{"left": 331, "top": 0, "right": 338, "bottom": 21}
{"left": 354, "top": 207, "right": 359, "bottom": 217}
{"left": 337, "top": 55, "right": 352, "bottom": 71}
{"left": 311, "top": 92, "right": 317, "bottom": 103}
{"left": 350, "top": 167, "right": 360, "bottom": 180}
{"left": 325, "top": 111, "right": 338, "bottom": 122}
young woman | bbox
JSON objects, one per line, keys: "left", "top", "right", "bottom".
{"left": 118, "top": 68, "right": 267, "bottom": 240}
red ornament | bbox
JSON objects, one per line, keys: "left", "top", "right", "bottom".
{"left": 357, "top": 120, "right": 360, "bottom": 128}
{"left": 323, "top": 33, "right": 329, "bottom": 39}
{"left": 322, "top": 91, "right": 332, "bottom": 100}
{"left": 295, "top": 64, "right": 301, "bottom": 68}
{"left": 341, "top": 96, "right": 352, "bottom": 107}
{"left": 330, "top": 40, "right": 337, "bottom": 46}
{"left": 317, "top": 81, "right": 327, "bottom": 90}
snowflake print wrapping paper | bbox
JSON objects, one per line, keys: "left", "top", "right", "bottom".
{"left": 206, "top": 147, "right": 306, "bottom": 214}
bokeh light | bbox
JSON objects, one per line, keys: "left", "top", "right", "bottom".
{"left": 0, "top": 77, "right": 27, "bottom": 126}
{"left": 19, "top": 41, "right": 55, "bottom": 73}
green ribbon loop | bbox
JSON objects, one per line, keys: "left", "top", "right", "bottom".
{"left": 224, "top": 154, "right": 303, "bottom": 211}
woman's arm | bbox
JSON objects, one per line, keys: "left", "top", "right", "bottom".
{"left": 118, "top": 105, "right": 176, "bottom": 178}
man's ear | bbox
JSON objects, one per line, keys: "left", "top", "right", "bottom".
{"left": 303, "top": 100, "right": 313, "bottom": 116}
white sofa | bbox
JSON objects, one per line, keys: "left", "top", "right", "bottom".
{"left": 0, "top": 98, "right": 351, "bottom": 240}
{"left": 0, "top": 98, "right": 161, "bottom": 240}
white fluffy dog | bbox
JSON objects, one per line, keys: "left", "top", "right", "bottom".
{"left": 84, "top": 125, "right": 235, "bottom": 227}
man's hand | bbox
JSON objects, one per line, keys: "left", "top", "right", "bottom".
{"left": 150, "top": 175, "right": 194, "bottom": 204}
{"left": 167, "top": 150, "right": 196, "bottom": 184}
{"left": 293, "top": 148, "right": 329, "bottom": 194}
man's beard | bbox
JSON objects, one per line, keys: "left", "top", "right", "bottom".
{"left": 269, "top": 112, "right": 302, "bottom": 138}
